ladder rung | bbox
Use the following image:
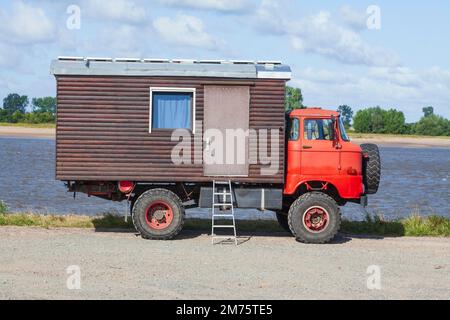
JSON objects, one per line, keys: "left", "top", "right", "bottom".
{"left": 211, "top": 180, "right": 236, "bottom": 245}
{"left": 214, "top": 181, "right": 230, "bottom": 185}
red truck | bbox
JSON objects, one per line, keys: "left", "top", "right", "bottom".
{"left": 51, "top": 57, "right": 380, "bottom": 244}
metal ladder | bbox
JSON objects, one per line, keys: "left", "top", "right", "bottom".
{"left": 211, "top": 180, "right": 237, "bottom": 245}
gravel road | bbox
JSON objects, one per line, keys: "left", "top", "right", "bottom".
{"left": 1, "top": 226, "right": 449, "bottom": 300}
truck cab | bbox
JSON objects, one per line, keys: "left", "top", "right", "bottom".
{"left": 273, "top": 108, "right": 381, "bottom": 243}
{"left": 285, "top": 108, "right": 365, "bottom": 202}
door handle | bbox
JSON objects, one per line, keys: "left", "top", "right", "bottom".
{"left": 303, "top": 145, "right": 312, "bottom": 149}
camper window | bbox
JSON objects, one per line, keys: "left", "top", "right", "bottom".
{"left": 149, "top": 88, "right": 196, "bottom": 133}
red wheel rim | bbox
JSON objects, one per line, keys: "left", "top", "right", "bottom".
{"left": 303, "top": 206, "right": 329, "bottom": 233}
{"left": 145, "top": 201, "right": 174, "bottom": 230}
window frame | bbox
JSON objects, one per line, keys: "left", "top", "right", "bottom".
{"left": 149, "top": 87, "right": 196, "bottom": 133}
{"left": 288, "top": 117, "right": 300, "bottom": 141}
{"left": 303, "top": 118, "right": 334, "bottom": 141}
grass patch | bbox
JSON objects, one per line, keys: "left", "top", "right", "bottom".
{"left": 402, "top": 215, "right": 450, "bottom": 237}
{"left": 0, "top": 210, "right": 449, "bottom": 237}
{"left": 0, "top": 122, "right": 55, "bottom": 128}
{"left": 0, "top": 201, "right": 8, "bottom": 215}
{"left": 341, "top": 214, "right": 450, "bottom": 237}
{"left": 341, "top": 214, "right": 405, "bottom": 236}
{"left": 0, "top": 212, "right": 132, "bottom": 229}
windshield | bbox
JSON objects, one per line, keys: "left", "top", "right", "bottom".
{"left": 339, "top": 117, "right": 350, "bottom": 141}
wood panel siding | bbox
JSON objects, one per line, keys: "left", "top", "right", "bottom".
{"left": 56, "top": 76, "right": 286, "bottom": 184}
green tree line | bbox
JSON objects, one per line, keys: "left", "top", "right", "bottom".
{"left": 352, "top": 106, "right": 449, "bottom": 136}
{"left": 0, "top": 93, "right": 56, "bottom": 124}
{"left": 285, "top": 86, "right": 449, "bottom": 137}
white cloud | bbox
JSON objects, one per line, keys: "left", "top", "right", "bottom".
{"left": 251, "top": 0, "right": 285, "bottom": 34}
{"left": 159, "top": 0, "right": 253, "bottom": 13}
{"left": 291, "top": 66, "right": 450, "bottom": 120}
{"left": 153, "top": 14, "right": 224, "bottom": 50}
{"left": 298, "top": 67, "right": 354, "bottom": 84}
{"left": 0, "top": 43, "right": 23, "bottom": 69}
{"left": 94, "top": 25, "right": 148, "bottom": 57}
{"left": 70, "top": 22, "right": 155, "bottom": 59}
{"left": 340, "top": 5, "right": 367, "bottom": 31}
{"left": 0, "top": 1, "right": 55, "bottom": 44}
{"left": 253, "top": 2, "right": 399, "bottom": 67}
{"left": 289, "top": 11, "right": 399, "bottom": 67}
{"left": 82, "top": 0, "right": 147, "bottom": 23}
{"left": 367, "top": 67, "right": 424, "bottom": 88}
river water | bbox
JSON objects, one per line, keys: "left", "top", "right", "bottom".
{"left": 0, "top": 137, "right": 449, "bottom": 221}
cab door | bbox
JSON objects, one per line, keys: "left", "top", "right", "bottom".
{"left": 300, "top": 118, "right": 341, "bottom": 176}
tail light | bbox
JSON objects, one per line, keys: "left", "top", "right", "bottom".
{"left": 347, "top": 168, "right": 358, "bottom": 175}
{"left": 118, "top": 181, "right": 134, "bottom": 194}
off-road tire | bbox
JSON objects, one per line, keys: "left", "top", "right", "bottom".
{"left": 275, "top": 211, "right": 292, "bottom": 234}
{"left": 361, "top": 143, "right": 381, "bottom": 195}
{"left": 288, "top": 192, "right": 341, "bottom": 244}
{"left": 132, "top": 188, "right": 185, "bottom": 240}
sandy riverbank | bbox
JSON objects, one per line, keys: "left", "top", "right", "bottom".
{"left": 0, "top": 125, "right": 449, "bottom": 148}
{"left": 0, "top": 126, "right": 55, "bottom": 139}
{"left": 351, "top": 136, "right": 450, "bottom": 148}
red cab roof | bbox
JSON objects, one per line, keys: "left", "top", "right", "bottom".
{"left": 290, "top": 107, "right": 340, "bottom": 117}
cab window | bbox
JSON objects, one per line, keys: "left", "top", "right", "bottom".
{"left": 304, "top": 119, "right": 333, "bottom": 140}
{"left": 289, "top": 118, "right": 299, "bottom": 141}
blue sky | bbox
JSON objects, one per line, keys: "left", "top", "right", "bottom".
{"left": 0, "top": 0, "right": 449, "bottom": 121}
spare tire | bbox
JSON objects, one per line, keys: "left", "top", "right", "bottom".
{"left": 360, "top": 144, "right": 381, "bottom": 195}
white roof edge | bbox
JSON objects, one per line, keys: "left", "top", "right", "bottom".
{"left": 85, "top": 57, "right": 113, "bottom": 61}
{"left": 143, "top": 58, "right": 170, "bottom": 62}
{"left": 115, "top": 58, "right": 141, "bottom": 62}
{"left": 58, "top": 56, "right": 84, "bottom": 60}
{"left": 56, "top": 57, "right": 284, "bottom": 65}
{"left": 229, "top": 60, "right": 256, "bottom": 64}
{"left": 51, "top": 58, "right": 291, "bottom": 80}
{"left": 257, "top": 71, "right": 292, "bottom": 80}
{"left": 198, "top": 59, "right": 226, "bottom": 64}
{"left": 172, "top": 59, "right": 198, "bottom": 63}
{"left": 257, "top": 60, "right": 282, "bottom": 65}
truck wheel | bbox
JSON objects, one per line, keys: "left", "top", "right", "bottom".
{"left": 132, "top": 188, "right": 185, "bottom": 240}
{"left": 288, "top": 192, "right": 341, "bottom": 244}
{"left": 360, "top": 143, "right": 381, "bottom": 195}
{"left": 275, "top": 212, "right": 292, "bottom": 234}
